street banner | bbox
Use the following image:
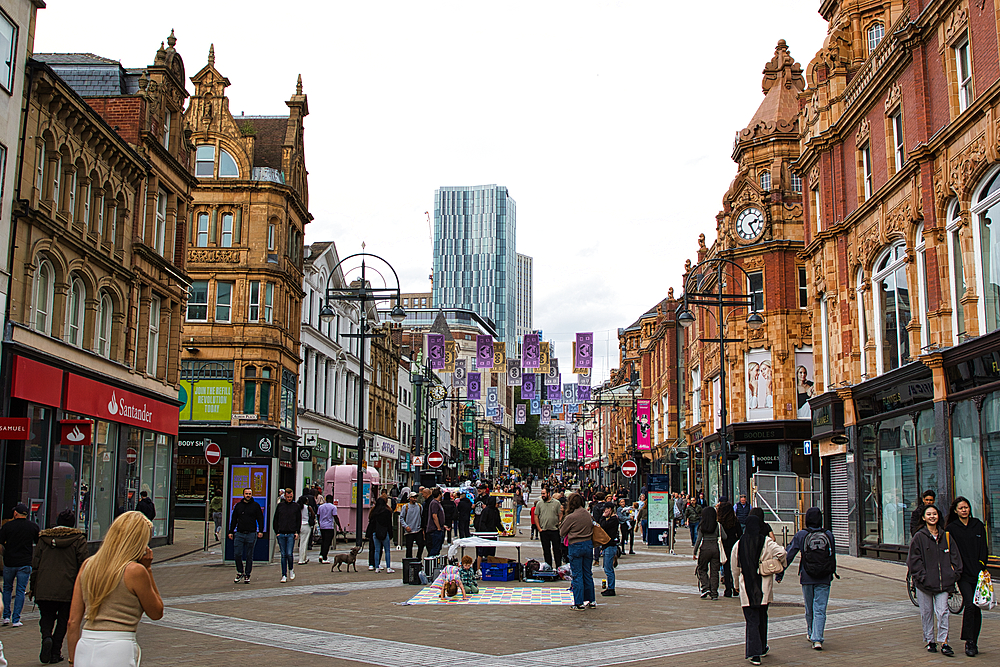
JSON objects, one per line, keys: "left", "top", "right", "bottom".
{"left": 486, "top": 386, "right": 499, "bottom": 410}
{"left": 493, "top": 405, "right": 502, "bottom": 424}
{"left": 521, "top": 373, "right": 536, "bottom": 399}
{"left": 637, "top": 398, "right": 652, "bottom": 451}
{"left": 559, "top": 441, "right": 566, "bottom": 459}
{"left": 453, "top": 358, "right": 467, "bottom": 387}
{"left": 530, "top": 397, "right": 541, "bottom": 415}
{"left": 575, "top": 332, "right": 594, "bottom": 369}
{"left": 427, "top": 334, "right": 445, "bottom": 370}
{"left": 577, "top": 384, "right": 591, "bottom": 402}
{"left": 562, "top": 383, "right": 576, "bottom": 403}
{"left": 578, "top": 437, "right": 584, "bottom": 458}
{"left": 476, "top": 335, "right": 494, "bottom": 369}
{"left": 546, "top": 383, "right": 561, "bottom": 401}
{"left": 491, "top": 341, "right": 506, "bottom": 374}
{"left": 568, "top": 403, "right": 578, "bottom": 415}
{"left": 540, "top": 404, "right": 552, "bottom": 424}
{"left": 577, "top": 366, "right": 591, "bottom": 385}
{"left": 486, "top": 406, "right": 498, "bottom": 417}
{"left": 467, "top": 372, "right": 481, "bottom": 400}
{"left": 469, "top": 438, "right": 475, "bottom": 462}
{"left": 545, "top": 361, "right": 560, "bottom": 386}
{"left": 522, "top": 334, "right": 540, "bottom": 369}
{"left": 515, "top": 403, "right": 526, "bottom": 424}
{"left": 507, "top": 359, "right": 522, "bottom": 385}
{"left": 539, "top": 342, "right": 551, "bottom": 374}
{"left": 484, "top": 436, "right": 489, "bottom": 459}
{"left": 444, "top": 341, "right": 456, "bottom": 373}
{"left": 585, "top": 430, "right": 594, "bottom": 458}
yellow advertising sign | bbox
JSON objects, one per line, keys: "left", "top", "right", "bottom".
{"left": 444, "top": 341, "right": 456, "bottom": 372}
{"left": 180, "top": 380, "right": 233, "bottom": 422}
{"left": 539, "top": 342, "right": 550, "bottom": 374}
{"left": 491, "top": 342, "right": 506, "bottom": 373}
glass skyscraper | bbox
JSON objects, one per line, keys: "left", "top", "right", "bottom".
{"left": 433, "top": 185, "right": 517, "bottom": 342}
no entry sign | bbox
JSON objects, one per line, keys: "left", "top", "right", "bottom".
{"left": 426, "top": 451, "right": 444, "bottom": 468}
{"left": 125, "top": 448, "right": 138, "bottom": 465}
{"left": 204, "top": 442, "right": 222, "bottom": 465}
{"left": 621, "top": 460, "right": 638, "bottom": 478}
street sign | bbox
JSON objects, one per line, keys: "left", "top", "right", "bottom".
{"left": 427, "top": 451, "right": 444, "bottom": 468}
{"left": 204, "top": 442, "right": 222, "bottom": 465}
{"left": 621, "top": 460, "right": 638, "bottom": 477}
{"left": 125, "top": 448, "right": 138, "bottom": 465}
{"left": 803, "top": 439, "right": 812, "bottom": 456}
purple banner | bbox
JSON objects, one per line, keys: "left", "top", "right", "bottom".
{"left": 636, "top": 398, "right": 652, "bottom": 451}
{"left": 546, "top": 383, "right": 561, "bottom": 401}
{"left": 484, "top": 436, "right": 490, "bottom": 459}
{"left": 577, "top": 384, "right": 591, "bottom": 402}
{"left": 522, "top": 334, "right": 540, "bottom": 369}
{"left": 562, "top": 383, "right": 576, "bottom": 403}
{"left": 540, "top": 404, "right": 552, "bottom": 424}
{"left": 467, "top": 372, "right": 481, "bottom": 400}
{"left": 427, "top": 334, "right": 445, "bottom": 370}
{"left": 521, "top": 373, "right": 536, "bottom": 399}
{"left": 476, "top": 334, "right": 494, "bottom": 369}
{"left": 575, "top": 332, "right": 594, "bottom": 369}
{"left": 515, "top": 403, "right": 526, "bottom": 424}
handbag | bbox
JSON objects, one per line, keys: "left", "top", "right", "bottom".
{"left": 758, "top": 542, "right": 783, "bottom": 575}
{"left": 592, "top": 523, "right": 611, "bottom": 547}
{"left": 974, "top": 568, "right": 996, "bottom": 610}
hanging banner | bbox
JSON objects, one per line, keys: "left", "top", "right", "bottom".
{"left": 530, "top": 397, "right": 541, "bottom": 415}
{"left": 540, "top": 404, "right": 552, "bottom": 424}
{"left": 491, "top": 342, "right": 506, "bottom": 374}
{"left": 468, "top": 438, "right": 476, "bottom": 462}
{"left": 476, "top": 335, "right": 494, "bottom": 369}
{"left": 575, "top": 332, "right": 594, "bottom": 369}
{"left": 486, "top": 386, "right": 499, "bottom": 410}
{"left": 546, "top": 383, "right": 562, "bottom": 401}
{"left": 577, "top": 367, "right": 591, "bottom": 385}
{"left": 467, "top": 372, "right": 481, "bottom": 400}
{"left": 746, "top": 349, "right": 774, "bottom": 421}
{"left": 794, "top": 346, "right": 815, "bottom": 420}
{"left": 493, "top": 405, "right": 503, "bottom": 424}
{"left": 545, "top": 361, "right": 560, "bottom": 386}
{"left": 577, "top": 384, "right": 591, "bottom": 402}
{"left": 567, "top": 403, "right": 579, "bottom": 416}
{"left": 559, "top": 441, "right": 566, "bottom": 459}
{"left": 515, "top": 403, "right": 527, "bottom": 424}
{"left": 539, "top": 342, "right": 551, "bottom": 374}
{"left": 486, "top": 406, "right": 498, "bottom": 418}
{"left": 521, "top": 373, "right": 536, "bottom": 399}
{"left": 427, "top": 334, "right": 445, "bottom": 370}
{"left": 507, "top": 359, "right": 522, "bottom": 385}
{"left": 562, "top": 383, "right": 576, "bottom": 403}
{"left": 522, "top": 334, "right": 540, "bottom": 369}
{"left": 585, "top": 430, "right": 594, "bottom": 458}
{"left": 636, "top": 398, "right": 652, "bottom": 451}
{"left": 444, "top": 341, "right": 456, "bottom": 373}
{"left": 453, "top": 358, "right": 467, "bottom": 387}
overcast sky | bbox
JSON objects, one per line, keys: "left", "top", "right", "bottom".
{"left": 35, "top": 1, "right": 829, "bottom": 383}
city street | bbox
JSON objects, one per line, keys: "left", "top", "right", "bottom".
{"left": 2, "top": 519, "right": 996, "bottom": 666}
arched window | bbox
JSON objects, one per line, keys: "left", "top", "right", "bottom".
{"left": 872, "top": 243, "right": 912, "bottom": 373}
{"left": 867, "top": 22, "right": 884, "bottom": 54}
{"left": 219, "top": 149, "right": 239, "bottom": 178}
{"left": 96, "top": 292, "right": 113, "bottom": 358}
{"left": 946, "top": 200, "right": 966, "bottom": 342}
{"left": 34, "top": 260, "right": 54, "bottom": 334}
{"left": 915, "top": 223, "right": 930, "bottom": 352}
{"left": 66, "top": 275, "right": 85, "bottom": 347}
{"left": 759, "top": 170, "right": 771, "bottom": 192}
{"left": 972, "top": 170, "right": 1000, "bottom": 335}
{"left": 856, "top": 268, "right": 868, "bottom": 375}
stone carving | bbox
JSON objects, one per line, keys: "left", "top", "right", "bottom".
{"left": 945, "top": 7, "right": 969, "bottom": 43}
{"left": 698, "top": 233, "right": 706, "bottom": 250}
{"left": 801, "top": 323, "right": 813, "bottom": 339}
{"left": 883, "top": 198, "right": 912, "bottom": 239}
{"left": 884, "top": 82, "right": 901, "bottom": 113}
{"left": 809, "top": 165, "right": 820, "bottom": 187}
{"left": 857, "top": 222, "right": 882, "bottom": 268}
{"left": 949, "top": 133, "right": 987, "bottom": 196}
{"left": 188, "top": 249, "right": 240, "bottom": 263}
{"left": 743, "top": 255, "right": 764, "bottom": 269}
{"left": 856, "top": 117, "right": 871, "bottom": 147}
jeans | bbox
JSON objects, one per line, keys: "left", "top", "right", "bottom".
{"left": 233, "top": 532, "right": 257, "bottom": 576}
{"left": 567, "top": 540, "right": 596, "bottom": 606}
{"left": 1, "top": 565, "right": 30, "bottom": 623}
{"left": 641, "top": 519, "right": 648, "bottom": 542}
{"left": 276, "top": 533, "right": 295, "bottom": 576}
{"left": 540, "top": 529, "right": 562, "bottom": 567}
{"left": 802, "top": 583, "right": 831, "bottom": 643}
{"left": 37, "top": 599, "right": 72, "bottom": 658}
{"left": 916, "top": 588, "right": 950, "bottom": 643}
{"left": 689, "top": 521, "right": 699, "bottom": 545}
{"left": 602, "top": 545, "right": 616, "bottom": 591}
{"left": 374, "top": 534, "right": 392, "bottom": 569}
{"left": 743, "top": 605, "right": 769, "bottom": 658}
{"left": 958, "top": 577, "right": 982, "bottom": 644}
{"left": 515, "top": 505, "right": 523, "bottom": 529}
{"left": 426, "top": 530, "right": 445, "bottom": 557}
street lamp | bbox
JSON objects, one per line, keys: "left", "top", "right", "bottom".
{"left": 676, "top": 256, "right": 764, "bottom": 504}
{"left": 318, "top": 253, "right": 404, "bottom": 548}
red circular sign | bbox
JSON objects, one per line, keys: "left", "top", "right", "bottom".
{"left": 426, "top": 451, "right": 444, "bottom": 468}
{"left": 204, "top": 442, "right": 222, "bottom": 465}
{"left": 125, "top": 448, "right": 137, "bottom": 465}
{"left": 621, "top": 460, "right": 638, "bottom": 478}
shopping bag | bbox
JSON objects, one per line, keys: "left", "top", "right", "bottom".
{"left": 974, "top": 569, "right": 996, "bottom": 610}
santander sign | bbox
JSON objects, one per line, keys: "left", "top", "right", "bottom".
{"left": 65, "top": 375, "right": 178, "bottom": 435}
{"left": 107, "top": 391, "right": 154, "bottom": 424}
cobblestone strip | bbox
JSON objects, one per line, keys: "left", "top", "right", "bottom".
{"left": 612, "top": 579, "right": 882, "bottom": 608}
{"left": 162, "top": 578, "right": 404, "bottom": 606}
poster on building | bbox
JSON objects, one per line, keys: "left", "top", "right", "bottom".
{"left": 577, "top": 384, "right": 591, "bottom": 402}
{"left": 636, "top": 398, "right": 652, "bottom": 451}
{"left": 491, "top": 342, "right": 506, "bottom": 373}
{"left": 453, "top": 359, "right": 467, "bottom": 387}
{"left": 585, "top": 430, "right": 594, "bottom": 457}
{"left": 515, "top": 403, "right": 527, "bottom": 424}
{"left": 427, "top": 334, "right": 445, "bottom": 370}
{"left": 795, "top": 346, "right": 816, "bottom": 420}
{"left": 507, "top": 359, "right": 522, "bottom": 385}
{"left": 521, "top": 373, "right": 536, "bottom": 399}
{"left": 530, "top": 398, "right": 541, "bottom": 415}
{"left": 575, "top": 332, "right": 594, "bottom": 369}
{"left": 444, "top": 341, "right": 456, "bottom": 373}
{"left": 476, "top": 335, "right": 494, "bottom": 369}
{"left": 179, "top": 379, "right": 233, "bottom": 422}
{"left": 545, "top": 361, "right": 560, "bottom": 386}
{"left": 486, "top": 386, "right": 499, "bottom": 410}
{"left": 467, "top": 372, "right": 481, "bottom": 400}
{"left": 746, "top": 349, "right": 774, "bottom": 421}
{"left": 539, "top": 342, "right": 551, "bottom": 374}
{"left": 540, "top": 404, "right": 552, "bottom": 424}
{"left": 559, "top": 441, "right": 566, "bottom": 458}
{"left": 522, "top": 334, "right": 540, "bottom": 368}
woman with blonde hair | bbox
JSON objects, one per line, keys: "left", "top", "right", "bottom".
{"left": 66, "top": 511, "right": 163, "bottom": 666}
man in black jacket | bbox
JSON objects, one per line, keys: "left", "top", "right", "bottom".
{"left": 136, "top": 491, "right": 156, "bottom": 522}
{"left": 0, "top": 503, "right": 39, "bottom": 627}
{"left": 273, "top": 489, "right": 301, "bottom": 583}
{"left": 228, "top": 488, "right": 265, "bottom": 583}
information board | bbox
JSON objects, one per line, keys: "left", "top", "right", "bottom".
{"left": 647, "top": 491, "right": 672, "bottom": 529}
{"left": 224, "top": 459, "right": 271, "bottom": 564}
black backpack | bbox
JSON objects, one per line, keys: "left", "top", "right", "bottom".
{"left": 801, "top": 530, "right": 836, "bottom": 579}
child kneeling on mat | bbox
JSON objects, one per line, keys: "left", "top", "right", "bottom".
{"left": 460, "top": 555, "right": 479, "bottom": 595}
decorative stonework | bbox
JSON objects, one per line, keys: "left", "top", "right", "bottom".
{"left": 949, "top": 133, "right": 988, "bottom": 196}
{"left": 856, "top": 117, "right": 871, "bottom": 147}
{"left": 743, "top": 255, "right": 764, "bottom": 270}
{"left": 945, "top": 7, "right": 969, "bottom": 43}
{"left": 188, "top": 249, "right": 240, "bottom": 263}
{"left": 884, "top": 83, "right": 902, "bottom": 113}
{"left": 883, "top": 198, "right": 912, "bottom": 239}
{"left": 809, "top": 165, "right": 820, "bottom": 187}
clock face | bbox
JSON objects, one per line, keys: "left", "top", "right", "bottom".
{"left": 736, "top": 207, "right": 764, "bottom": 240}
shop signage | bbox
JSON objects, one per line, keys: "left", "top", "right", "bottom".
{"left": 0, "top": 418, "right": 30, "bottom": 440}
{"left": 233, "top": 413, "right": 258, "bottom": 421}
{"left": 279, "top": 443, "right": 294, "bottom": 461}
{"left": 179, "top": 380, "right": 233, "bottom": 422}
{"left": 12, "top": 357, "right": 62, "bottom": 407}
{"left": 297, "top": 446, "right": 313, "bottom": 461}
{"left": 377, "top": 437, "right": 398, "bottom": 460}
{"left": 735, "top": 427, "right": 781, "bottom": 441}
{"left": 946, "top": 348, "right": 1000, "bottom": 392}
{"left": 65, "top": 375, "right": 179, "bottom": 435}
{"left": 60, "top": 420, "right": 92, "bottom": 446}
{"left": 855, "top": 372, "right": 934, "bottom": 420}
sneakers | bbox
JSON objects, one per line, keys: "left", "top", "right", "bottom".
{"left": 368, "top": 565, "right": 375, "bottom": 571}
{"left": 243, "top": 574, "right": 251, "bottom": 584}
{"left": 966, "top": 641, "right": 978, "bottom": 657}
{"left": 601, "top": 589, "right": 616, "bottom": 596}
{"left": 813, "top": 642, "right": 822, "bottom": 650}
{"left": 235, "top": 575, "right": 244, "bottom": 583}
{"left": 927, "top": 643, "right": 938, "bottom": 653}
{"left": 386, "top": 568, "right": 395, "bottom": 573}
{"left": 11, "top": 621, "right": 22, "bottom": 627}
{"left": 1, "top": 618, "right": 9, "bottom": 626}
{"left": 280, "top": 575, "right": 287, "bottom": 583}
{"left": 290, "top": 570, "right": 296, "bottom": 580}
{"left": 585, "top": 601, "right": 597, "bottom": 609}
{"left": 570, "top": 604, "right": 586, "bottom": 610}
{"left": 940, "top": 644, "right": 955, "bottom": 657}
{"left": 319, "top": 558, "right": 330, "bottom": 564}
{"left": 761, "top": 646, "right": 769, "bottom": 657}
{"left": 376, "top": 567, "right": 383, "bottom": 573}
{"left": 700, "top": 591, "right": 709, "bottom": 599}
{"left": 749, "top": 657, "right": 762, "bottom": 666}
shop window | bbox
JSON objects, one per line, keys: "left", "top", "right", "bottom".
{"left": 187, "top": 280, "right": 208, "bottom": 321}
{"left": 215, "top": 281, "right": 233, "bottom": 322}
{"left": 147, "top": 296, "right": 160, "bottom": 376}
{"left": 33, "top": 259, "right": 54, "bottom": 335}
{"left": 981, "top": 392, "right": 1000, "bottom": 556}
{"left": 196, "top": 213, "right": 209, "bottom": 247}
{"left": 952, "top": 399, "right": 983, "bottom": 521}
{"left": 873, "top": 243, "right": 912, "bottom": 374}
{"left": 970, "top": 171, "right": 1000, "bottom": 335}
{"left": 89, "top": 420, "right": 120, "bottom": 541}
{"left": 65, "top": 276, "right": 85, "bottom": 347}
{"left": 947, "top": 201, "right": 966, "bottom": 342}
{"left": 96, "top": 292, "right": 113, "bottom": 358}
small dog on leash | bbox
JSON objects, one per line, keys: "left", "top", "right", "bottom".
{"left": 332, "top": 546, "right": 362, "bottom": 572}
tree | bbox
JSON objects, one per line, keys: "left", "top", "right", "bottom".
{"left": 510, "top": 436, "right": 550, "bottom": 472}
{"left": 513, "top": 386, "right": 540, "bottom": 440}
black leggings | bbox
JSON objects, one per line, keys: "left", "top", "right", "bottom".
{"left": 958, "top": 577, "right": 982, "bottom": 644}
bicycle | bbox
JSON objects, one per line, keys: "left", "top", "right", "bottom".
{"left": 906, "top": 572, "right": 964, "bottom": 614}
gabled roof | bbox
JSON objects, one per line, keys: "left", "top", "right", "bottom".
{"left": 235, "top": 115, "right": 288, "bottom": 169}
{"left": 429, "top": 311, "right": 455, "bottom": 342}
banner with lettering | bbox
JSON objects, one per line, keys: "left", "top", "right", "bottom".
{"left": 585, "top": 430, "right": 594, "bottom": 458}
{"left": 486, "top": 406, "right": 498, "bottom": 418}
{"left": 486, "top": 386, "right": 499, "bottom": 410}
{"left": 484, "top": 436, "right": 490, "bottom": 459}
{"left": 492, "top": 405, "right": 502, "bottom": 424}
{"left": 545, "top": 362, "right": 560, "bottom": 386}
{"left": 636, "top": 398, "right": 652, "bottom": 451}
{"left": 444, "top": 341, "right": 456, "bottom": 373}
{"left": 476, "top": 335, "right": 494, "bottom": 369}
{"left": 491, "top": 342, "right": 506, "bottom": 374}
{"left": 507, "top": 359, "right": 522, "bottom": 385}
{"left": 577, "top": 384, "right": 591, "bottom": 402}
{"left": 522, "top": 334, "right": 540, "bottom": 369}
{"left": 515, "top": 403, "right": 526, "bottom": 424}
{"left": 575, "top": 332, "right": 593, "bottom": 369}
{"left": 577, "top": 367, "right": 591, "bottom": 385}
{"left": 540, "top": 404, "right": 552, "bottom": 424}
{"left": 562, "top": 383, "right": 576, "bottom": 403}
{"left": 453, "top": 358, "right": 466, "bottom": 387}
{"left": 546, "top": 383, "right": 562, "bottom": 401}
{"left": 467, "top": 372, "right": 481, "bottom": 400}
{"left": 427, "top": 334, "right": 445, "bottom": 370}
{"left": 521, "top": 373, "right": 536, "bottom": 399}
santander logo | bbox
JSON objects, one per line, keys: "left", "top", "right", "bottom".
{"left": 66, "top": 426, "right": 86, "bottom": 442}
{"left": 108, "top": 392, "right": 119, "bottom": 415}
{"left": 106, "top": 390, "right": 153, "bottom": 424}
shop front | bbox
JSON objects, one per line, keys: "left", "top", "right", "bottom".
{"left": 2, "top": 355, "right": 179, "bottom": 545}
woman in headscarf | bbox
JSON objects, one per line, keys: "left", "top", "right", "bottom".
{"left": 693, "top": 506, "right": 726, "bottom": 600}
{"left": 946, "top": 497, "right": 988, "bottom": 656}
{"left": 717, "top": 499, "right": 742, "bottom": 597}
{"left": 731, "top": 515, "right": 786, "bottom": 665}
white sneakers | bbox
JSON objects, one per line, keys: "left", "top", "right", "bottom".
{"left": 290, "top": 570, "right": 296, "bottom": 580}
{"left": 280, "top": 576, "right": 287, "bottom": 583}
{"left": 386, "top": 568, "right": 395, "bottom": 573}
{"left": 368, "top": 565, "right": 375, "bottom": 571}
{"left": 375, "top": 567, "right": 383, "bottom": 573}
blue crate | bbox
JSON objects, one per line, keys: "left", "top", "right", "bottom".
{"left": 481, "top": 561, "right": 518, "bottom": 581}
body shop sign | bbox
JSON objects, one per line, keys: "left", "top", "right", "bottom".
{"left": 65, "top": 374, "right": 179, "bottom": 435}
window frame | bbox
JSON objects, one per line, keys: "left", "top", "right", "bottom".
{"left": 790, "top": 172, "right": 802, "bottom": 193}
{"left": 915, "top": 223, "right": 929, "bottom": 353}
{"left": 147, "top": 296, "right": 160, "bottom": 376}
{"left": 162, "top": 110, "right": 171, "bottom": 150}
{"left": 0, "top": 10, "right": 17, "bottom": 93}
{"left": 195, "top": 145, "right": 215, "bottom": 178}
{"left": 220, "top": 212, "right": 234, "bottom": 248}
{"left": 196, "top": 212, "right": 209, "bottom": 248}
{"left": 798, "top": 266, "right": 808, "bottom": 308}
{"left": 264, "top": 282, "right": 274, "bottom": 323}
{"left": 891, "top": 110, "right": 905, "bottom": 173}
{"left": 218, "top": 149, "right": 239, "bottom": 178}
{"left": 955, "top": 34, "right": 973, "bottom": 112}
{"left": 215, "top": 281, "right": 233, "bottom": 322}
{"left": 872, "top": 243, "right": 912, "bottom": 375}
{"left": 33, "top": 259, "right": 53, "bottom": 335}
{"left": 65, "top": 275, "right": 85, "bottom": 347}
{"left": 747, "top": 270, "right": 764, "bottom": 312}
{"left": 248, "top": 280, "right": 260, "bottom": 322}
{"left": 186, "top": 280, "right": 209, "bottom": 322}
{"left": 96, "top": 292, "right": 113, "bottom": 358}
{"left": 857, "top": 269, "right": 868, "bottom": 376}
{"left": 969, "top": 169, "right": 1000, "bottom": 336}
{"left": 861, "top": 142, "right": 874, "bottom": 200}
{"left": 759, "top": 170, "right": 771, "bottom": 192}
{"left": 154, "top": 189, "right": 167, "bottom": 255}
{"left": 866, "top": 22, "right": 884, "bottom": 55}
{"left": 946, "top": 200, "right": 966, "bottom": 343}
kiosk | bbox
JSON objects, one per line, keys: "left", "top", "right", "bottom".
{"left": 324, "top": 464, "right": 380, "bottom": 538}
{"left": 223, "top": 457, "right": 275, "bottom": 564}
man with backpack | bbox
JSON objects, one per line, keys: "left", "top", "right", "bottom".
{"left": 778, "top": 507, "right": 837, "bottom": 651}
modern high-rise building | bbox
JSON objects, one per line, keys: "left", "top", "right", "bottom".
{"left": 432, "top": 185, "right": 516, "bottom": 342}
{"left": 516, "top": 253, "right": 533, "bottom": 344}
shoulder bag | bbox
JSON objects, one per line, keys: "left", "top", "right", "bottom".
{"left": 592, "top": 522, "right": 611, "bottom": 547}
{"left": 758, "top": 541, "right": 783, "bottom": 576}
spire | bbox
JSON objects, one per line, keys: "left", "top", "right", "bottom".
{"left": 735, "top": 40, "right": 804, "bottom": 146}
{"left": 296, "top": 73, "right": 303, "bottom": 95}
{"left": 167, "top": 29, "right": 176, "bottom": 49}
{"left": 155, "top": 41, "right": 166, "bottom": 64}
{"left": 208, "top": 43, "right": 215, "bottom": 67}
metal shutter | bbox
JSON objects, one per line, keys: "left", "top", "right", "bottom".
{"left": 829, "top": 454, "right": 849, "bottom": 554}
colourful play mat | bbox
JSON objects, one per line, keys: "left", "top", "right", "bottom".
{"left": 405, "top": 585, "right": 574, "bottom": 605}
